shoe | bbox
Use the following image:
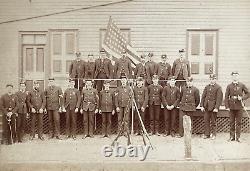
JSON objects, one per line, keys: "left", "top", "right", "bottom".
{"left": 30, "top": 136, "right": 35, "bottom": 140}
{"left": 82, "top": 135, "right": 88, "bottom": 139}
{"left": 67, "top": 135, "right": 71, "bottom": 139}
{"left": 228, "top": 137, "right": 235, "bottom": 141}
{"left": 170, "top": 132, "right": 175, "bottom": 137}
{"left": 236, "top": 138, "right": 241, "bottom": 143}
{"left": 101, "top": 135, "right": 106, "bottom": 138}
{"left": 176, "top": 134, "right": 182, "bottom": 138}
{"left": 38, "top": 136, "right": 45, "bottom": 141}
{"left": 203, "top": 135, "right": 210, "bottom": 139}
{"left": 148, "top": 132, "right": 153, "bottom": 136}
{"left": 106, "top": 134, "right": 110, "bottom": 138}
{"left": 156, "top": 132, "right": 161, "bottom": 136}
{"left": 55, "top": 136, "right": 62, "bottom": 140}
{"left": 89, "top": 135, "right": 94, "bottom": 138}
{"left": 72, "top": 136, "right": 76, "bottom": 140}
{"left": 210, "top": 135, "right": 216, "bottom": 140}
{"left": 18, "top": 139, "right": 22, "bottom": 143}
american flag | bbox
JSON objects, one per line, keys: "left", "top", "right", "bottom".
{"left": 102, "top": 16, "right": 141, "bottom": 65}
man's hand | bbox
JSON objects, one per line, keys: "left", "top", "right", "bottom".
{"left": 112, "top": 110, "right": 115, "bottom": 115}
{"left": 75, "top": 108, "right": 79, "bottom": 113}
{"left": 31, "top": 108, "right": 36, "bottom": 113}
{"left": 39, "top": 108, "right": 43, "bottom": 114}
{"left": 238, "top": 96, "right": 242, "bottom": 101}
{"left": 170, "top": 105, "right": 174, "bottom": 110}
{"left": 80, "top": 109, "right": 83, "bottom": 114}
{"left": 141, "top": 107, "right": 145, "bottom": 112}
{"left": 99, "top": 109, "right": 102, "bottom": 114}
{"left": 225, "top": 108, "right": 230, "bottom": 111}
{"left": 213, "top": 108, "right": 219, "bottom": 113}
{"left": 62, "top": 107, "right": 66, "bottom": 113}
{"left": 200, "top": 107, "right": 205, "bottom": 112}
{"left": 58, "top": 107, "right": 62, "bottom": 113}
{"left": 116, "top": 107, "right": 120, "bottom": 113}
{"left": 7, "top": 112, "right": 12, "bottom": 118}
{"left": 166, "top": 105, "right": 171, "bottom": 110}
{"left": 94, "top": 109, "right": 99, "bottom": 114}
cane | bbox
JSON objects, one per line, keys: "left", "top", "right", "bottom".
{"left": 6, "top": 115, "right": 13, "bottom": 144}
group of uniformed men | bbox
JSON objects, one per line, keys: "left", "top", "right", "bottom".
{"left": 0, "top": 48, "right": 249, "bottom": 145}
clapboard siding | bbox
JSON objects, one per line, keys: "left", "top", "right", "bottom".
{"left": 0, "top": 0, "right": 250, "bottom": 95}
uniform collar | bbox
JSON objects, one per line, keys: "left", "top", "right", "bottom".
{"left": 232, "top": 81, "right": 239, "bottom": 85}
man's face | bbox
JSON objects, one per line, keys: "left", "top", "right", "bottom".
{"left": 104, "top": 83, "right": 110, "bottom": 90}
{"left": 69, "top": 81, "right": 75, "bottom": 88}
{"left": 169, "top": 79, "right": 176, "bottom": 87}
{"left": 162, "top": 58, "right": 167, "bottom": 63}
{"left": 152, "top": 79, "right": 158, "bottom": 85}
{"left": 121, "top": 78, "right": 127, "bottom": 86}
{"left": 210, "top": 78, "right": 216, "bottom": 85}
{"left": 48, "top": 80, "right": 55, "bottom": 87}
{"left": 34, "top": 83, "right": 40, "bottom": 90}
{"left": 88, "top": 55, "right": 94, "bottom": 62}
{"left": 86, "top": 81, "right": 92, "bottom": 88}
{"left": 20, "top": 84, "right": 26, "bottom": 92}
{"left": 122, "top": 52, "right": 127, "bottom": 58}
{"left": 100, "top": 52, "right": 106, "bottom": 59}
{"left": 186, "top": 81, "right": 193, "bottom": 87}
{"left": 232, "top": 74, "right": 239, "bottom": 82}
{"left": 6, "top": 86, "right": 13, "bottom": 94}
{"left": 137, "top": 80, "right": 143, "bottom": 87}
{"left": 147, "top": 56, "right": 152, "bottom": 62}
{"left": 179, "top": 52, "right": 184, "bottom": 59}
{"left": 141, "top": 57, "right": 145, "bottom": 63}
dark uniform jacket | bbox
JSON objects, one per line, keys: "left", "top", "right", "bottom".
{"left": 225, "top": 82, "right": 249, "bottom": 110}
{"left": 133, "top": 86, "right": 148, "bottom": 109}
{"left": 114, "top": 57, "right": 132, "bottom": 79}
{"left": 179, "top": 86, "right": 200, "bottom": 111}
{"left": 69, "top": 59, "right": 85, "bottom": 78}
{"left": 162, "top": 85, "right": 180, "bottom": 107}
{"left": 156, "top": 62, "right": 172, "bottom": 80}
{"left": 16, "top": 91, "right": 29, "bottom": 114}
{"left": 148, "top": 84, "right": 163, "bottom": 106}
{"left": 0, "top": 93, "right": 19, "bottom": 115}
{"left": 172, "top": 58, "right": 190, "bottom": 80}
{"left": 115, "top": 86, "right": 132, "bottom": 108}
{"left": 145, "top": 61, "right": 157, "bottom": 84}
{"left": 81, "top": 88, "right": 99, "bottom": 111}
{"left": 44, "top": 86, "right": 63, "bottom": 110}
{"left": 63, "top": 88, "right": 81, "bottom": 110}
{"left": 84, "top": 61, "right": 96, "bottom": 79}
{"left": 200, "top": 83, "right": 223, "bottom": 111}
{"left": 99, "top": 89, "right": 115, "bottom": 112}
{"left": 27, "top": 89, "right": 46, "bottom": 111}
{"left": 134, "top": 63, "right": 147, "bottom": 79}
{"left": 94, "top": 58, "right": 113, "bottom": 79}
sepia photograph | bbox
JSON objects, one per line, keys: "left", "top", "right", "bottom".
{"left": 0, "top": 0, "right": 250, "bottom": 171}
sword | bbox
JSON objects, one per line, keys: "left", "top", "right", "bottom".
{"left": 6, "top": 115, "right": 13, "bottom": 144}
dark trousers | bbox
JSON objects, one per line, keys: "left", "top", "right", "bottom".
{"left": 179, "top": 110, "right": 193, "bottom": 137}
{"left": 204, "top": 111, "right": 217, "bottom": 137}
{"left": 65, "top": 108, "right": 77, "bottom": 137}
{"left": 159, "top": 77, "right": 167, "bottom": 87}
{"left": 117, "top": 107, "right": 130, "bottom": 133}
{"left": 83, "top": 110, "right": 95, "bottom": 136}
{"left": 95, "top": 72, "right": 108, "bottom": 92}
{"left": 102, "top": 112, "right": 112, "bottom": 135}
{"left": 74, "top": 76, "right": 83, "bottom": 92}
{"left": 229, "top": 109, "right": 243, "bottom": 139}
{"left": 17, "top": 113, "right": 26, "bottom": 141}
{"left": 176, "top": 79, "right": 186, "bottom": 90}
{"left": 164, "top": 108, "right": 178, "bottom": 134}
{"left": 149, "top": 105, "right": 161, "bottom": 133}
{"left": 134, "top": 109, "right": 145, "bottom": 134}
{"left": 31, "top": 113, "right": 43, "bottom": 137}
{"left": 2, "top": 114, "right": 17, "bottom": 144}
{"left": 48, "top": 110, "right": 60, "bottom": 137}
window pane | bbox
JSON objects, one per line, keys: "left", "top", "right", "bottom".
{"left": 36, "top": 48, "right": 44, "bottom": 72}
{"left": 35, "top": 34, "right": 46, "bottom": 44}
{"left": 191, "top": 34, "right": 200, "bottom": 55}
{"left": 66, "top": 60, "right": 73, "bottom": 73}
{"left": 66, "top": 33, "right": 75, "bottom": 54}
{"left": 53, "top": 34, "right": 62, "bottom": 55}
{"left": 205, "top": 35, "right": 214, "bottom": 55}
{"left": 26, "top": 48, "right": 33, "bottom": 71}
{"left": 191, "top": 62, "right": 199, "bottom": 74}
{"left": 22, "top": 35, "right": 34, "bottom": 44}
{"left": 204, "top": 63, "right": 213, "bottom": 74}
{"left": 53, "top": 60, "right": 61, "bottom": 72}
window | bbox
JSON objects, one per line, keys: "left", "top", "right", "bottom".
{"left": 187, "top": 30, "right": 218, "bottom": 79}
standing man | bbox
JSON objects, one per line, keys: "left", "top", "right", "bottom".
{"left": 145, "top": 52, "right": 157, "bottom": 86}
{"left": 225, "top": 71, "right": 249, "bottom": 142}
{"left": 84, "top": 54, "right": 96, "bottom": 80}
{"left": 80, "top": 80, "right": 99, "bottom": 138}
{"left": 95, "top": 49, "right": 113, "bottom": 92}
{"left": 0, "top": 84, "right": 19, "bottom": 145}
{"left": 99, "top": 80, "right": 115, "bottom": 138}
{"left": 172, "top": 49, "right": 191, "bottom": 89}
{"left": 177, "top": 77, "right": 200, "bottom": 138}
{"left": 133, "top": 77, "right": 148, "bottom": 135}
{"left": 200, "top": 74, "right": 223, "bottom": 139}
{"left": 134, "top": 54, "right": 147, "bottom": 80}
{"left": 114, "top": 49, "right": 132, "bottom": 82}
{"left": 15, "top": 82, "right": 29, "bottom": 142}
{"left": 44, "top": 77, "right": 63, "bottom": 140}
{"left": 148, "top": 75, "right": 163, "bottom": 136}
{"left": 162, "top": 76, "right": 180, "bottom": 137}
{"left": 27, "top": 80, "right": 46, "bottom": 141}
{"left": 156, "top": 54, "right": 172, "bottom": 87}
{"left": 63, "top": 79, "right": 81, "bottom": 140}
{"left": 69, "top": 51, "right": 85, "bottom": 91}
{"left": 115, "top": 74, "right": 132, "bottom": 135}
